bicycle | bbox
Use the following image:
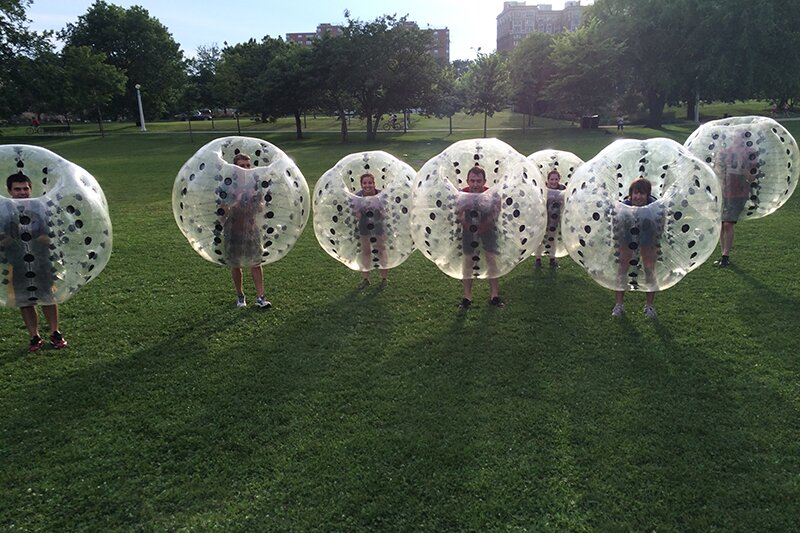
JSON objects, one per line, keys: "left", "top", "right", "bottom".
{"left": 26, "top": 125, "right": 42, "bottom": 135}
{"left": 383, "top": 120, "right": 403, "bottom": 131}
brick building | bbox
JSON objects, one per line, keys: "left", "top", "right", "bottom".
{"left": 496, "top": 1, "right": 586, "bottom": 52}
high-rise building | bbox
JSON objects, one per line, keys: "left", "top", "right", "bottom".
{"left": 287, "top": 22, "right": 449, "bottom": 62}
{"left": 496, "top": 1, "right": 586, "bottom": 52}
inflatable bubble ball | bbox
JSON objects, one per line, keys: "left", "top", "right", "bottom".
{"left": 527, "top": 149, "right": 585, "bottom": 259}
{"left": 562, "top": 138, "right": 721, "bottom": 292}
{"left": 411, "top": 138, "right": 547, "bottom": 280}
{"left": 684, "top": 115, "right": 799, "bottom": 222}
{"left": 0, "top": 145, "right": 112, "bottom": 307}
{"left": 172, "top": 137, "right": 310, "bottom": 268}
{"left": 313, "top": 151, "right": 416, "bottom": 272}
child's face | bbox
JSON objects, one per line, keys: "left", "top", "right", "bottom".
{"left": 8, "top": 181, "right": 32, "bottom": 199}
{"left": 360, "top": 175, "right": 376, "bottom": 195}
{"left": 235, "top": 158, "right": 252, "bottom": 169}
{"left": 546, "top": 172, "right": 561, "bottom": 189}
{"left": 630, "top": 189, "right": 649, "bottom": 206}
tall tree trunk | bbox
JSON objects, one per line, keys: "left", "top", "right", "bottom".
{"left": 96, "top": 104, "right": 105, "bottom": 138}
{"left": 449, "top": 115, "right": 453, "bottom": 135}
{"left": 646, "top": 89, "right": 666, "bottom": 129}
{"left": 366, "top": 113, "right": 376, "bottom": 142}
{"left": 685, "top": 94, "right": 697, "bottom": 120}
{"left": 483, "top": 110, "right": 488, "bottom": 138}
{"left": 294, "top": 109, "right": 303, "bottom": 140}
{"left": 338, "top": 105, "right": 348, "bottom": 143}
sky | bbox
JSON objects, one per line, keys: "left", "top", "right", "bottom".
{"left": 25, "top": 0, "right": 589, "bottom": 61}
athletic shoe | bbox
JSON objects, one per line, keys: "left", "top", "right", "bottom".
{"left": 643, "top": 305, "right": 658, "bottom": 320}
{"left": 534, "top": 258, "right": 542, "bottom": 269}
{"left": 489, "top": 296, "right": 505, "bottom": 308}
{"left": 379, "top": 279, "right": 388, "bottom": 289}
{"left": 255, "top": 295, "right": 272, "bottom": 309}
{"left": 28, "top": 335, "right": 44, "bottom": 353}
{"left": 357, "top": 279, "right": 370, "bottom": 290}
{"left": 50, "top": 331, "right": 67, "bottom": 349}
{"left": 611, "top": 303, "right": 625, "bottom": 317}
{"left": 549, "top": 258, "right": 559, "bottom": 269}
{"left": 458, "top": 298, "right": 472, "bottom": 310}
{"left": 236, "top": 294, "right": 247, "bottom": 308}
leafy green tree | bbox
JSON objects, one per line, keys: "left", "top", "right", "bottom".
{"left": 461, "top": 52, "right": 510, "bottom": 138}
{"left": 61, "top": 46, "right": 126, "bottom": 135}
{"left": 420, "top": 65, "right": 464, "bottom": 134}
{"left": 311, "top": 32, "right": 359, "bottom": 143}
{"left": 509, "top": 32, "right": 556, "bottom": 125}
{"left": 0, "top": 0, "right": 54, "bottom": 118}
{"left": 184, "top": 44, "right": 222, "bottom": 113}
{"left": 334, "top": 15, "right": 440, "bottom": 141}
{"left": 60, "top": 1, "right": 186, "bottom": 120}
{"left": 215, "top": 37, "right": 285, "bottom": 121}
{"left": 263, "top": 44, "right": 316, "bottom": 139}
{"left": 546, "top": 20, "right": 622, "bottom": 120}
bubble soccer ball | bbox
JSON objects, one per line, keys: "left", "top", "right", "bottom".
{"left": 412, "top": 138, "right": 547, "bottom": 280}
{"left": 684, "top": 115, "right": 799, "bottom": 222}
{"left": 527, "top": 149, "right": 585, "bottom": 258}
{"left": 562, "top": 138, "right": 721, "bottom": 292}
{"left": 0, "top": 145, "right": 112, "bottom": 307}
{"left": 172, "top": 137, "right": 310, "bottom": 268}
{"left": 313, "top": 151, "right": 415, "bottom": 272}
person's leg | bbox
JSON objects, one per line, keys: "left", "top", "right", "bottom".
{"left": 20, "top": 306, "right": 39, "bottom": 337}
{"left": 359, "top": 236, "right": 372, "bottom": 286}
{"left": 488, "top": 278, "right": 500, "bottom": 300}
{"left": 643, "top": 291, "right": 657, "bottom": 318}
{"left": 251, "top": 265, "right": 264, "bottom": 297}
{"left": 462, "top": 278, "right": 473, "bottom": 301}
{"left": 41, "top": 304, "right": 59, "bottom": 335}
{"left": 231, "top": 267, "right": 244, "bottom": 296}
{"left": 720, "top": 221, "right": 735, "bottom": 256}
{"left": 612, "top": 291, "right": 625, "bottom": 317}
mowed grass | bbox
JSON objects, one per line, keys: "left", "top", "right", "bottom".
{"left": 1, "top": 116, "right": 799, "bottom": 531}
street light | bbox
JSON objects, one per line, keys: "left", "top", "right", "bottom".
{"left": 134, "top": 83, "right": 146, "bottom": 132}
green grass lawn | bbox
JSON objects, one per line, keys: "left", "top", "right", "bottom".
{"left": 1, "top": 115, "right": 799, "bottom": 530}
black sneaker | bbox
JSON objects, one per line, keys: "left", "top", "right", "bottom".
{"left": 715, "top": 255, "right": 731, "bottom": 267}
{"left": 489, "top": 296, "right": 505, "bottom": 308}
{"left": 458, "top": 298, "right": 472, "bottom": 310}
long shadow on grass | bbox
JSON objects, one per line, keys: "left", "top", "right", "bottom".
{"left": 0, "top": 284, "right": 404, "bottom": 528}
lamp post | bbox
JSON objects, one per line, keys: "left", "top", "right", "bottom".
{"left": 135, "top": 83, "right": 146, "bottom": 132}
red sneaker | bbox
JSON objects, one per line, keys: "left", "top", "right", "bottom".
{"left": 50, "top": 331, "right": 68, "bottom": 349}
{"left": 28, "top": 335, "right": 44, "bottom": 353}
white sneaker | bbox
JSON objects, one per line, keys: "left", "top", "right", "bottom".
{"left": 255, "top": 295, "right": 272, "bottom": 309}
{"left": 611, "top": 303, "right": 625, "bottom": 317}
{"left": 643, "top": 304, "right": 657, "bottom": 319}
{"left": 236, "top": 294, "right": 247, "bottom": 308}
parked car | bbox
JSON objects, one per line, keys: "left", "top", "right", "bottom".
{"left": 191, "top": 109, "right": 213, "bottom": 120}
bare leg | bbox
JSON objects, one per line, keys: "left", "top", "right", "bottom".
{"left": 462, "top": 278, "right": 473, "bottom": 301}
{"left": 41, "top": 304, "right": 59, "bottom": 335}
{"left": 251, "top": 265, "right": 264, "bottom": 296}
{"left": 645, "top": 292, "right": 655, "bottom": 306}
{"left": 20, "top": 306, "right": 40, "bottom": 337}
{"left": 360, "top": 236, "right": 371, "bottom": 283}
{"left": 231, "top": 267, "right": 244, "bottom": 297}
{"left": 615, "top": 291, "right": 625, "bottom": 305}
{"left": 720, "top": 222, "right": 735, "bottom": 256}
{"left": 488, "top": 278, "right": 500, "bottom": 299}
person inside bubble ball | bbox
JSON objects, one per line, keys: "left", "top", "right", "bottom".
{"left": 611, "top": 177, "right": 660, "bottom": 319}
{"left": 456, "top": 166, "right": 504, "bottom": 309}
{"left": 534, "top": 169, "right": 567, "bottom": 269}
{"left": 715, "top": 140, "right": 758, "bottom": 267}
{"left": 3, "top": 173, "right": 68, "bottom": 352}
{"left": 220, "top": 153, "right": 270, "bottom": 308}
{"left": 353, "top": 173, "right": 388, "bottom": 289}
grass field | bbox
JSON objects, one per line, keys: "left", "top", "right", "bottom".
{"left": 1, "top": 111, "right": 799, "bottom": 531}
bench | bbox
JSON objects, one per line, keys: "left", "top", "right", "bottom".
{"left": 41, "top": 125, "right": 72, "bottom": 135}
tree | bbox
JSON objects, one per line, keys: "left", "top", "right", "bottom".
{"left": 0, "top": 0, "right": 54, "bottom": 117}
{"left": 263, "top": 44, "right": 317, "bottom": 139}
{"left": 184, "top": 44, "right": 222, "bottom": 113}
{"left": 61, "top": 1, "right": 186, "bottom": 120}
{"left": 312, "top": 32, "right": 359, "bottom": 143}
{"left": 215, "top": 37, "right": 285, "bottom": 121}
{"left": 546, "top": 20, "right": 622, "bottom": 119}
{"left": 333, "top": 15, "right": 440, "bottom": 141}
{"left": 509, "top": 32, "right": 556, "bottom": 125}
{"left": 461, "top": 52, "right": 510, "bottom": 138}
{"left": 420, "top": 65, "right": 464, "bottom": 135}
{"left": 62, "top": 46, "right": 126, "bottom": 135}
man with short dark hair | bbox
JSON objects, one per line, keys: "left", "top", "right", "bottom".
{"left": 3, "top": 173, "right": 67, "bottom": 352}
